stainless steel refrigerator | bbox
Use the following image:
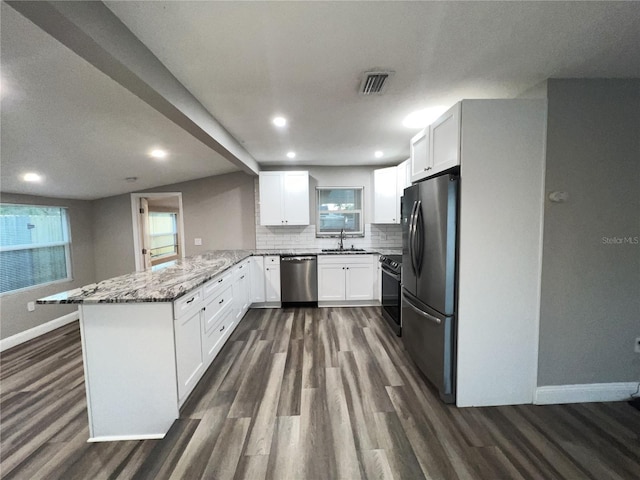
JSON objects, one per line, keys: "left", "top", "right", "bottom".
{"left": 402, "top": 173, "right": 458, "bottom": 403}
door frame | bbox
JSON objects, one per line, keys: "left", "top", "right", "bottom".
{"left": 130, "top": 192, "right": 186, "bottom": 272}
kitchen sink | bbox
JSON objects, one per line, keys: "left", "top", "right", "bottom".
{"left": 321, "top": 248, "right": 366, "bottom": 252}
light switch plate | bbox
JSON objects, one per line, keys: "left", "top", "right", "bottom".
{"left": 194, "top": 238, "right": 202, "bottom": 246}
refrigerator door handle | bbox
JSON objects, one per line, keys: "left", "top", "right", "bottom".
{"left": 414, "top": 200, "right": 423, "bottom": 275}
{"left": 403, "top": 292, "right": 442, "bottom": 325}
{"left": 408, "top": 200, "right": 419, "bottom": 274}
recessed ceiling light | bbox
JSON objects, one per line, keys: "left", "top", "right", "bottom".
{"left": 286, "top": 151, "right": 296, "bottom": 159}
{"left": 149, "top": 149, "right": 168, "bottom": 159}
{"left": 402, "top": 106, "right": 449, "bottom": 129}
{"left": 374, "top": 150, "right": 384, "bottom": 158}
{"left": 272, "top": 116, "right": 287, "bottom": 127}
{"left": 23, "top": 172, "right": 42, "bottom": 182}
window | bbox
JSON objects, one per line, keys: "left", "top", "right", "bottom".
{"left": 316, "top": 187, "right": 364, "bottom": 237}
{"left": 149, "top": 212, "right": 178, "bottom": 265}
{"left": 0, "top": 204, "right": 71, "bottom": 294}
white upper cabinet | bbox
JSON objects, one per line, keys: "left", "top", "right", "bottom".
{"left": 397, "top": 158, "right": 410, "bottom": 199}
{"left": 373, "top": 160, "right": 410, "bottom": 224}
{"left": 430, "top": 103, "right": 461, "bottom": 173}
{"left": 373, "top": 166, "right": 398, "bottom": 224}
{"left": 409, "top": 103, "right": 462, "bottom": 183}
{"left": 259, "top": 171, "right": 309, "bottom": 226}
{"left": 410, "top": 127, "right": 432, "bottom": 183}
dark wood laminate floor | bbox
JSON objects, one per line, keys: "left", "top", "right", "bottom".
{"left": 1, "top": 307, "right": 639, "bottom": 479}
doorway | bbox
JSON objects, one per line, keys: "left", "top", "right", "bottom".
{"left": 130, "top": 193, "right": 185, "bottom": 271}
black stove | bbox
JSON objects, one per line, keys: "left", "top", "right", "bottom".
{"left": 379, "top": 255, "right": 402, "bottom": 274}
{"left": 379, "top": 254, "right": 402, "bottom": 336}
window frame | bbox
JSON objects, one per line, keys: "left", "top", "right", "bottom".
{"left": 315, "top": 186, "right": 365, "bottom": 237}
{"left": 0, "top": 203, "right": 73, "bottom": 296}
{"left": 148, "top": 211, "right": 180, "bottom": 265}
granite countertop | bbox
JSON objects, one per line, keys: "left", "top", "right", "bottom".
{"left": 255, "top": 247, "right": 402, "bottom": 256}
{"left": 38, "top": 250, "right": 253, "bottom": 305}
{"left": 37, "top": 247, "right": 402, "bottom": 305}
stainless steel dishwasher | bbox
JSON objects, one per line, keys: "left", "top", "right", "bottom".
{"left": 280, "top": 255, "right": 318, "bottom": 303}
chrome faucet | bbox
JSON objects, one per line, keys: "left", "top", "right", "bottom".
{"left": 338, "top": 228, "right": 345, "bottom": 250}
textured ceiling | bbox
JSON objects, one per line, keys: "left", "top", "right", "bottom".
{"left": 2, "top": 1, "right": 640, "bottom": 199}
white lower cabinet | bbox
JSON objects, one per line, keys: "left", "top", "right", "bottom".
{"left": 173, "top": 258, "right": 253, "bottom": 407}
{"left": 174, "top": 298, "right": 205, "bottom": 403}
{"left": 250, "top": 256, "right": 266, "bottom": 303}
{"left": 317, "top": 255, "right": 376, "bottom": 305}
{"left": 233, "top": 259, "right": 251, "bottom": 319}
{"left": 345, "top": 263, "right": 375, "bottom": 300}
{"left": 202, "top": 307, "right": 235, "bottom": 365}
{"left": 317, "top": 263, "right": 346, "bottom": 301}
{"left": 264, "top": 256, "right": 281, "bottom": 303}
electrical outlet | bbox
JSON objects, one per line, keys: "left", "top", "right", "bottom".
{"left": 194, "top": 238, "right": 202, "bottom": 246}
{"left": 635, "top": 337, "right": 640, "bottom": 354}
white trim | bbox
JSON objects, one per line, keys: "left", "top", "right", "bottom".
{"left": 0, "top": 310, "right": 79, "bottom": 352}
{"left": 250, "top": 302, "right": 282, "bottom": 309}
{"left": 130, "top": 193, "right": 185, "bottom": 272}
{"left": 534, "top": 382, "right": 639, "bottom": 404}
{"left": 87, "top": 433, "right": 165, "bottom": 443}
{"left": 531, "top": 98, "right": 548, "bottom": 405}
{"left": 318, "top": 300, "right": 380, "bottom": 308}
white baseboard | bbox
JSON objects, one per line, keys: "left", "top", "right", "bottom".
{"left": 535, "top": 382, "right": 639, "bottom": 404}
{"left": 87, "top": 433, "right": 165, "bottom": 443}
{"left": 0, "top": 310, "right": 79, "bottom": 352}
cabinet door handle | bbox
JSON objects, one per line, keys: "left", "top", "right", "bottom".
{"left": 220, "top": 325, "right": 225, "bottom": 332}
{"left": 186, "top": 297, "right": 195, "bottom": 304}
{"left": 202, "top": 307, "right": 206, "bottom": 311}
{"left": 218, "top": 278, "right": 224, "bottom": 283}
{"left": 240, "top": 275, "right": 245, "bottom": 280}
{"left": 219, "top": 299, "right": 224, "bottom": 305}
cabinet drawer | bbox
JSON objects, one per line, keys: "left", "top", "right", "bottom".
{"left": 203, "top": 284, "right": 233, "bottom": 333}
{"left": 318, "top": 254, "right": 373, "bottom": 265}
{"left": 202, "top": 307, "right": 235, "bottom": 363}
{"left": 233, "top": 259, "right": 250, "bottom": 279}
{"left": 173, "top": 287, "right": 203, "bottom": 320}
{"left": 203, "top": 269, "right": 233, "bottom": 299}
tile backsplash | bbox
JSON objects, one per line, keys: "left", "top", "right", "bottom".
{"left": 255, "top": 223, "right": 402, "bottom": 250}
{"left": 254, "top": 179, "right": 402, "bottom": 250}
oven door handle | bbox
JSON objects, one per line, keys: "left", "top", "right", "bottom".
{"left": 381, "top": 265, "right": 401, "bottom": 281}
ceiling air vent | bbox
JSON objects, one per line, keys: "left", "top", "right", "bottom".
{"left": 359, "top": 70, "right": 394, "bottom": 95}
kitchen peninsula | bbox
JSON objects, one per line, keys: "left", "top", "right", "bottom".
{"left": 37, "top": 248, "right": 388, "bottom": 442}
{"left": 38, "top": 250, "right": 254, "bottom": 442}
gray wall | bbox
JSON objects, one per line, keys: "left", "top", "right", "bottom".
{"left": 0, "top": 193, "right": 96, "bottom": 339}
{"left": 91, "top": 193, "right": 136, "bottom": 282}
{"left": 538, "top": 79, "right": 640, "bottom": 385}
{"left": 91, "top": 171, "right": 256, "bottom": 281}
{"left": 144, "top": 171, "right": 256, "bottom": 255}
